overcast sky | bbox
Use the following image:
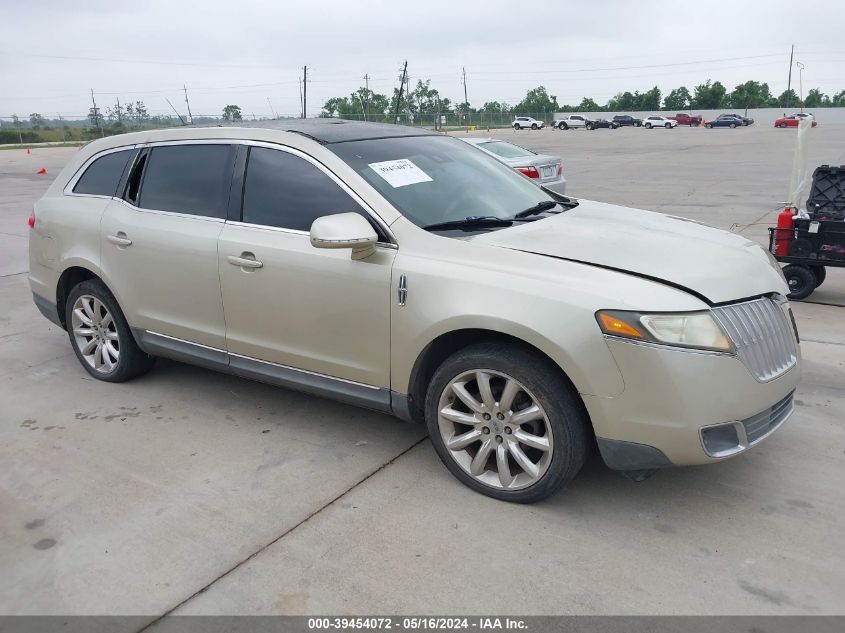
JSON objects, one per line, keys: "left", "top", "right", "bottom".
{"left": 2, "top": 0, "right": 844, "bottom": 120}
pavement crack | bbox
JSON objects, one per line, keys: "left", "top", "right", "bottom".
{"left": 136, "top": 435, "right": 428, "bottom": 631}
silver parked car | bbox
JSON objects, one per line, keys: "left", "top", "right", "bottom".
{"left": 29, "top": 120, "right": 800, "bottom": 503}
{"left": 459, "top": 137, "right": 566, "bottom": 194}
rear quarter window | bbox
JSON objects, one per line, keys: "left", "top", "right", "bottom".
{"left": 137, "top": 144, "right": 233, "bottom": 218}
{"left": 72, "top": 149, "right": 134, "bottom": 197}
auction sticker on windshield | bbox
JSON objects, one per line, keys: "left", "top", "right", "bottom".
{"left": 368, "top": 159, "right": 433, "bottom": 188}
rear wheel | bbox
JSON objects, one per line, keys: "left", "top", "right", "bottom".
{"left": 730, "top": 122, "right": 737, "bottom": 128}
{"left": 783, "top": 265, "right": 817, "bottom": 300}
{"left": 65, "top": 279, "right": 155, "bottom": 382}
{"left": 513, "top": 124, "right": 521, "bottom": 130}
{"left": 425, "top": 343, "right": 589, "bottom": 503}
{"left": 706, "top": 123, "right": 713, "bottom": 128}
{"left": 810, "top": 265, "right": 827, "bottom": 287}
{"left": 558, "top": 122, "right": 568, "bottom": 130}
{"left": 779, "top": 122, "right": 787, "bottom": 128}
{"left": 645, "top": 123, "right": 652, "bottom": 129}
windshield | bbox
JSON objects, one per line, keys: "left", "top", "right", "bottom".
{"left": 477, "top": 141, "right": 535, "bottom": 159}
{"left": 329, "top": 135, "right": 552, "bottom": 228}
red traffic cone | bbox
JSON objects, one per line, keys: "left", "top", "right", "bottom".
{"left": 26, "top": 148, "right": 31, "bottom": 155}
{"left": 37, "top": 167, "right": 47, "bottom": 174}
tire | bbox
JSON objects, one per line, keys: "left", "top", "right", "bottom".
{"left": 730, "top": 123, "right": 737, "bottom": 129}
{"left": 645, "top": 123, "right": 652, "bottom": 129}
{"left": 706, "top": 123, "right": 713, "bottom": 128}
{"left": 779, "top": 122, "right": 787, "bottom": 128}
{"left": 810, "top": 265, "right": 827, "bottom": 287}
{"left": 558, "top": 122, "right": 568, "bottom": 130}
{"left": 531, "top": 123, "right": 538, "bottom": 130}
{"left": 65, "top": 279, "right": 155, "bottom": 382}
{"left": 424, "top": 343, "right": 589, "bottom": 503}
{"left": 586, "top": 124, "right": 593, "bottom": 130}
{"left": 513, "top": 124, "right": 521, "bottom": 130}
{"left": 782, "top": 265, "right": 817, "bottom": 301}
{"left": 692, "top": 121, "right": 700, "bottom": 127}
{"left": 634, "top": 122, "right": 641, "bottom": 127}
{"left": 665, "top": 123, "right": 671, "bottom": 128}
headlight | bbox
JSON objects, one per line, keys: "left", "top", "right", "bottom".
{"left": 596, "top": 310, "right": 734, "bottom": 353}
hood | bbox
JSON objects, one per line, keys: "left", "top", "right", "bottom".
{"left": 470, "top": 200, "right": 788, "bottom": 304}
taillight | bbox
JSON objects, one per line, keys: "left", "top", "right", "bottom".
{"left": 557, "top": 165, "right": 563, "bottom": 176}
{"left": 27, "top": 211, "right": 35, "bottom": 229}
{"left": 516, "top": 166, "right": 540, "bottom": 179}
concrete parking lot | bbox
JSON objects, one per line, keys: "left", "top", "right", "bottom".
{"left": 1, "top": 125, "right": 844, "bottom": 622}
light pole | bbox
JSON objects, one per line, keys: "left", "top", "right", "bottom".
{"left": 796, "top": 61, "right": 805, "bottom": 112}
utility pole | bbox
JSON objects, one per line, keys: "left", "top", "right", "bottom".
{"left": 785, "top": 44, "right": 794, "bottom": 110}
{"left": 462, "top": 66, "right": 469, "bottom": 126}
{"left": 393, "top": 60, "right": 407, "bottom": 124}
{"left": 267, "top": 97, "right": 278, "bottom": 119}
{"left": 299, "top": 77, "right": 304, "bottom": 118}
{"left": 90, "top": 89, "right": 104, "bottom": 137}
{"left": 302, "top": 65, "right": 308, "bottom": 118}
{"left": 796, "top": 61, "right": 805, "bottom": 112}
{"left": 364, "top": 73, "right": 370, "bottom": 122}
{"left": 115, "top": 96, "right": 122, "bottom": 124}
{"left": 183, "top": 84, "right": 193, "bottom": 125}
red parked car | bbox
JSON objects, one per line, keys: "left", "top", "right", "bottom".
{"left": 774, "top": 115, "right": 818, "bottom": 128}
{"left": 667, "top": 113, "right": 702, "bottom": 126}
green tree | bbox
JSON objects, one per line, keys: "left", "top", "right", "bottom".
{"left": 576, "top": 97, "right": 601, "bottom": 112}
{"left": 87, "top": 106, "right": 103, "bottom": 131}
{"left": 515, "top": 86, "right": 559, "bottom": 114}
{"left": 832, "top": 89, "right": 845, "bottom": 107}
{"left": 222, "top": 104, "right": 242, "bottom": 122}
{"left": 727, "top": 81, "right": 773, "bottom": 109}
{"left": 638, "top": 86, "right": 661, "bottom": 111}
{"left": 804, "top": 88, "right": 829, "bottom": 108}
{"left": 663, "top": 86, "right": 691, "bottom": 110}
{"left": 776, "top": 88, "right": 799, "bottom": 109}
{"left": 131, "top": 101, "right": 149, "bottom": 125}
{"left": 692, "top": 80, "right": 727, "bottom": 109}
{"left": 29, "top": 113, "right": 46, "bottom": 128}
{"left": 606, "top": 91, "right": 638, "bottom": 111}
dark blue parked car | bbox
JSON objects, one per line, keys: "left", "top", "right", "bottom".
{"left": 705, "top": 115, "right": 743, "bottom": 129}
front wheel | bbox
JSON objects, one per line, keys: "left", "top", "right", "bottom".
{"left": 665, "top": 123, "right": 671, "bottom": 128}
{"left": 531, "top": 123, "right": 538, "bottom": 130}
{"left": 645, "top": 123, "right": 652, "bottom": 129}
{"left": 730, "top": 123, "right": 737, "bottom": 128}
{"left": 425, "top": 343, "right": 589, "bottom": 503}
{"left": 783, "top": 265, "right": 817, "bottom": 300}
{"left": 65, "top": 279, "right": 155, "bottom": 382}
{"left": 779, "top": 122, "right": 787, "bottom": 128}
{"left": 634, "top": 122, "right": 641, "bottom": 127}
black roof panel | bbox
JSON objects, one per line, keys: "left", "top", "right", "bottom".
{"left": 239, "top": 118, "right": 437, "bottom": 144}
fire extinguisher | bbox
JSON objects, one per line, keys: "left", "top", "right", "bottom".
{"left": 774, "top": 207, "right": 794, "bottom": 257}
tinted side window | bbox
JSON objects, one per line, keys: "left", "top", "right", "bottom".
{"left": 242, "top": 147, "right": 370, "bottom": 233}
{"left": 73, "top": 149, "right": 134, "bottom": 196}
{"left": 138, "top": 145, "right": 232, "bottom": 218}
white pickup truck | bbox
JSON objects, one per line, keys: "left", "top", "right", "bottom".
{"left": 552, "top": 114, "right": 590, "bottom": 130}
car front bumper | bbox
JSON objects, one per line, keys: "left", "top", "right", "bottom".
{"left": 582, "top": 337, "right": 801, "bottom": 470}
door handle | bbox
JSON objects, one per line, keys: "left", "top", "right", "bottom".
{"left": 107, "top": 233, "right": 132, "bottom": 247}
{"left": 227, "top": 254, "right": 263, "bottom": 269}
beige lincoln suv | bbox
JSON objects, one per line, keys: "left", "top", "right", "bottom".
{"left": 28, "top": 121, "right": 801, "bottom": 502}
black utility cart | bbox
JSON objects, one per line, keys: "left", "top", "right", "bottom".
{"left": 769, "top": 165, "right": 845, "bottom": 300}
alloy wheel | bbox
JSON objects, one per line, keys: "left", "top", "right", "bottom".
{"left": 71, "top": 294, "right": 120, "bottom": 373}
{"left": 437, "top": 369, "right": 554, "bottom": 491}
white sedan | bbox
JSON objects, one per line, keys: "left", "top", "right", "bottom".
{"left": 642, "top": 116, "right": 678, "bottom": 129}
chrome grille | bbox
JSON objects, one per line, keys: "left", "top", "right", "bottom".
{"left": 742, "top": 392, "right": 794, "bottom": 444}
{"left": 713, "top": 297, "right": 797, "bottom": 382}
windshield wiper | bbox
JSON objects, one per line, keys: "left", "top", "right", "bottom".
{"left": 422, "top": 216, "right": 514, "bottom": 232}
{"left": 513, "top": 200, "right": 559, "bottom": 219}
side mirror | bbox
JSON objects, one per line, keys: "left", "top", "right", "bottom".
{"left": 310, "top": 212, "right": 378, "bottom": 260}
